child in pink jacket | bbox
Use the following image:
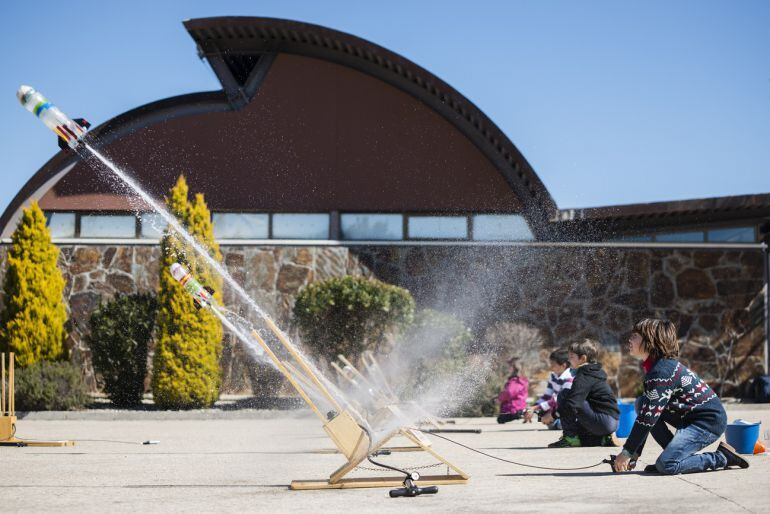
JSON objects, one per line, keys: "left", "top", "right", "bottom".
{"left": 497, "top": 358, "right": 529, "bottom": 424}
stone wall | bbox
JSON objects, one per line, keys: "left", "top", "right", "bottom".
{"left": 0, "top": 243, "right": 765, "bottom": 397}
{"left": 354, "top": 246, "right": 766, "bottom": 396}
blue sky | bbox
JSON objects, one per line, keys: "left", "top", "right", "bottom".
{"left": 1, "top": 0, "right": 768, "bottom": 214}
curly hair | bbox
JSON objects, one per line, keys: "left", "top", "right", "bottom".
{"left": 633, "top": 318, "right": 679, "bottom": 359}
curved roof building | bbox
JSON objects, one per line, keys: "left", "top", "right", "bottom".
{"left": 1, "top": 17, "right": 556, "bottom": 242}
{"left": 3, "top": 17, "right": 766, "bottom": 245}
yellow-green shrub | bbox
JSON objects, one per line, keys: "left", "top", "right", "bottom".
{"left": 0, "top": 201, "right": 67, "bottom": 367}
{"left": 151, "top": 176, "right": 223, "bottom": 409}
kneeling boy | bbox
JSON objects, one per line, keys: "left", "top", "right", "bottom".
{"left": 549, "top": 339, "right": 619, "bottom": 447}
{"left": 613, "top": 318, "right": 748, "bottom": 474}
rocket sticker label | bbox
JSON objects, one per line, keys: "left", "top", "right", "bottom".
{"left": 170, "top": 262, "right": 216, "bottom": 310}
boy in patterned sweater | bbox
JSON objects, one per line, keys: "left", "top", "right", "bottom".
{"left": 523, "top": 348, "right": 574, "bottom": 429}
{"left": 613, "top": 318, "right": 749, "bottom": 474}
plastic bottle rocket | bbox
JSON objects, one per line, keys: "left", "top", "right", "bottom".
{"left": 17, "top": 85, "right": 90, "bottom": 151}
{"left": 169, "top": 262, "right": 216, "bottom": 309}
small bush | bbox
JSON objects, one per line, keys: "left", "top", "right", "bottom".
{"left": 14, "top": 361, "right": 89, "bottom": 411}
{"left": 293, "top": 275, "right": 415, "bottom": 362}
{"left": 88, "top": 293, "right": 158, "bottom": 408}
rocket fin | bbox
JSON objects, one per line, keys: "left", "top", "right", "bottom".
{"left": 57, "top": 136, "right": 69, "bottom": 151}
{"left": 73, "top": 118, "right": 91, "bottom": 130}
{"left": 204, "top": 286, "right": 215, "bottom": 295}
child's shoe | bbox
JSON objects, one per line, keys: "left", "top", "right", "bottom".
{"left": 643, "top": 464, "right": 660, "bottom": 474}
{"left": 548, "top": 435, "right": 581, "bottom": 448}
{"left": 601, "top": 434, "right": 621, "bottom": 447}
{"left": 717, "top": 442, "right": 749, "bottom": 469}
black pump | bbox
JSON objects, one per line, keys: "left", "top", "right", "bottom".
{"left": 388, "top": 472, "right": 439, "bottom": 498}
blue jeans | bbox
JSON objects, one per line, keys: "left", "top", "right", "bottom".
{"left": 655, "top": 423, "right": 727, "bottom": 474}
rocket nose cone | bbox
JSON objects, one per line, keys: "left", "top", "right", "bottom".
{"left": 169, "top": 262, "right": 188, "bottom": 283}
{"left": 17, "top": 85, "right": 33, "bottom": 104}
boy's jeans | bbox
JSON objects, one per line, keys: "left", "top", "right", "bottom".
{"left": 560, "top": 400, "right": 618, "bottom": 437}
{"left": 655, "top": 423, "right": 727, "bottom": 474}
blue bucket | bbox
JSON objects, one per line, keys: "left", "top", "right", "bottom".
{"left": 616, "top": 401, "right": 637, "bottom": 438}
{"left": 725, "top": 420, "right": 761, "bottom": 454}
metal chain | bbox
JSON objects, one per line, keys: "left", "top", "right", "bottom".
{"left": 355, "top": 462, "right": 446, "bottom": 473}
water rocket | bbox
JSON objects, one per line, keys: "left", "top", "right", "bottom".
{"left": 169, "top": 262, "right": 216, "bottom": 310}
{"left": 17, "top": 85, "right": 90, "bottom": 151}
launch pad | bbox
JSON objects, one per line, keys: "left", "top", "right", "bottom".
{"left": 246, "top": 317, "right": 469, "bottom": 491}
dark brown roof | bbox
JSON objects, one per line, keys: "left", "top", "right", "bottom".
{"left": 182, "top": 17, "right": 556, "bottom": 229}
{"left": 554, "top": 193, "right": 770, "bottom": 240}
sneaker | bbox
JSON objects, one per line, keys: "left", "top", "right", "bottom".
{"left": 548, "top": 435, "right": 581, "bottom": 448}
{"left": 601, "top": 434, "right": 621, "bottom": 447}
{"left": 643, "top": 464, "right": 660, "bottom": 474}
{"left": 717, "top": 442, "right": 749, "bottom": 469}
{"left": 579, "top": 434, "right": 603, "bottom": 447}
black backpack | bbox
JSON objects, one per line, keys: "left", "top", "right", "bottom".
{"left": 753, "top": 375, "right": 770, "bottom": 403}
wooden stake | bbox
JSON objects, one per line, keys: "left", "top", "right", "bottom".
{"left": 2, "top": 353, "right": 6, "bottom": 415}
{"left": 9, "top": 352, "right": 13, "bottom": 417}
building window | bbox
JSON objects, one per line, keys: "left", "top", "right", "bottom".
{"left": 472, "top": 214, "right": 533, "bottom": 241}
{"left": 408, "top": 216, "right": 468, "bottom": 239}
{"left": 613, "top": 235, "right": 654, "bottom": 242}
{"left": 272, "top": 213, "right": 330, "bottom": 239}
{"left": 213, "top": 213, "right": 268, "bottom": 239}
{"left": 140, "top": 212, "right": 169, "bottom": 239}
{"left": 45, "top": 212, "right": 76, "bottom": 238}
{"left": 655, "top": 231, "right": 704, "bottom": 242}
{"left": 707, "top": 226, "right": 755, "bottom": 243}
{"left": 341, "top": 214, "right": 403, "bottom": 240}
{"left": 80, "top": 214, "right": 137, "bottom": 238}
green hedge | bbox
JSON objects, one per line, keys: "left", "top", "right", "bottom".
{"left": 293, "top": 275, "right": 415, "bottom": 362}
{"left": 14, "top": 361, "right": 89, "bottom": 411}
{"left": 88, "top": 293, "right": 158, "bottom": 408}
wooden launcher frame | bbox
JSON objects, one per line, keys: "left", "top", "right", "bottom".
{"left": 0, "top": 352, "right": 74, "bottom": 447}
{"left": 248, "top": 318, "right": 469, "bottom": 490}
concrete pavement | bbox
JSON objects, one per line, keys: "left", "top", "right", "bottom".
{"left": 2, "top": 404, "right": 768, "bottom": 513}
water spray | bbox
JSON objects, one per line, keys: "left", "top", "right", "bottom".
{"left": 18, "top": 86, "right": 470, "bottom": 493}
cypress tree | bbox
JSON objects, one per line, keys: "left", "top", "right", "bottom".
{"left": 0, "top": 201, "right": 67, "bottom": 367}
{"left": 151, "top": 176, "right": 224, "bottom": 409}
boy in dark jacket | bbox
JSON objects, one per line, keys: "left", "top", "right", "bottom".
{"left": 612, "top": 318, "right": 748, "bottom": 474}
{"left": 549, "top": 339, "right": 620, "bottom": 448}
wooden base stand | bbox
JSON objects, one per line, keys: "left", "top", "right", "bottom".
{"left": 290, "top": 422, "right": 468, "bottom": 490}
{"left": 1, "top": 353, "right": 75, "bottom": 447}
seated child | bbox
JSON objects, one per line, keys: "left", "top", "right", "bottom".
{"left": 612, "top": 318, "right": 749, "bottom": 474}
{"left": 496, "top": 358, "right": 529, "bottom": 424}
{"left": 549, "top": 339, "right": 619, "bottom": 447}
{"left": 523, "top": 348, "right": 574, "bottom": 429}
